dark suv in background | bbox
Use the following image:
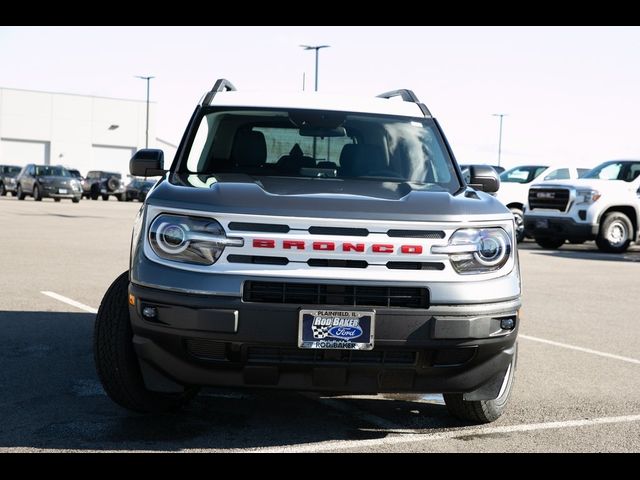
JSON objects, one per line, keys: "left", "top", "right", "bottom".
{"left": 0, "top": 165, "right": 22, "bottom": 196}
{"left": 16, "top": 164, "right": 82, "bottom": 202}
{"left": 124, "top": 177, "right": 156, "bottom": 202}
{"left": 83, "top": 171, "right": 125, "bottom": 201}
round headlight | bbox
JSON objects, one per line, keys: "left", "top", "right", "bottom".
{"left": 474, "top": 234, "right": 506, "bottom": 266}
{"left": 156, "top": 222, "right": 189, "bottom": 254}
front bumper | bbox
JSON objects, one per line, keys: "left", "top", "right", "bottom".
{"left": 524, "top": 215, "right": 598, "bottom": 240}
{"left": 129, "top": 282, "right": 520, "bottom": 397}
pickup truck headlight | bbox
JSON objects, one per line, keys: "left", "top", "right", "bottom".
{"left": 148, "top": 214, "right": 243, "bottom": 265}
{"left": 431, "top": 228, "right": 511, "bottom": 274}
{"left": 576, "top": 189, "right": 600, "bottom": 204}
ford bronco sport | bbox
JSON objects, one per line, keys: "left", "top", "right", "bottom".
{"left": 94, "top": 79, "right": 522, "bottom": 423}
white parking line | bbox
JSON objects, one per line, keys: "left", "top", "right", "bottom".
{"left": 41, "top": 291, "right": 98, "bottom": 314}
{"left": 520, "top": 334, "right": 640, "bottom": 365}
{"left": 255, "top": 413, "right": 640, "bottom": 452}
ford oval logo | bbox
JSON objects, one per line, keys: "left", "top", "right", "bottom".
{"left": 328, "top": 326, "right": 363, "bottom": 340}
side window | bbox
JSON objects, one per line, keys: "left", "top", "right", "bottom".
{"left": 628, "top": 164, "right": 640, "bottom": 182}
{"left": 27, "top": 165, "right": 35, "bottom": 176}
{"left": 577, "top": 168, "right": 591, "bottom": 178}
{"left": 544, "top": 168, "right": 569, "bottom": 180}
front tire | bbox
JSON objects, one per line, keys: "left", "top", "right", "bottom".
{"left": 596, "top": 212, "right": 633, "bottom": 253}
{"left": 444, "top": 344, "right": 517, "bottom": 423}
{"left": 33, "top": 184, "right": 42, "bottom": 201}
{"left": 17, "top": 185, "right": 26, "bottom": 200}
{"left": 94, "top": 272, "right": 199, "bottom": 413}
{"left": 510, "top": 207, "right": 525, "bottom": 243}
{"left": 102, "top": 194, "right": 109, "bottom": 201}
{"left": 0, "top": 183, "right": 6, "bottom": 196}
{"left": 535, "top": 237, "right": 565, "bottom": 249}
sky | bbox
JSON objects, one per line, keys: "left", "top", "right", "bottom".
{"left": 1, "top": 26, "right": 639, "bottom": 170}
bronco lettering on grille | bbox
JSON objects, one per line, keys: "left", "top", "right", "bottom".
{"left": 252, "top": 239, "right": 423, "bottom": 254}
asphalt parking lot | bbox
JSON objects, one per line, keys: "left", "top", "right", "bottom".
{"left": 1, "top": 196, "right": 639, "bottom": 452}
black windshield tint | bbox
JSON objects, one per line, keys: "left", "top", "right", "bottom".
{"left": 182, "top": 109, "right": 461, "bottom": 193}
{"left": 500, "top": 166, "right": 548, "bottom": 184}
{"left": 34, "top": 166, "right": 69, "bottom": 177}
{"left": 583, "top": 161, "right": 640, "bottom": 182}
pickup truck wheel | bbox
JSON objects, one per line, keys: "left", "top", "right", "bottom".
{"left": 90, "top": 184, "right": 100, "bottom": 200}
{"left": 94, "top": 271, "right": 200, "bottom": 413}
{"left": 535, "top": 237, "right": 565, "bottom": 249}
{"left": 444, "top": 344, "right": 517, "bottom": 424}
{"left": 0, "top": 183, "right": 6, "bottom": 196}
{"left": 596, "top": 212, "right": 632, "bottom": 253}
{"left": 102, "top": 194, "right": 109, "bottom": 201}
{"left": 509, "top": 207, "right": 525, "bottom": 243}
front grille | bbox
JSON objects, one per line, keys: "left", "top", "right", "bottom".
{"left": 528, "top": 188, "right": 570, "bottom": 211}
{"left": 307, "top": 259, "right": 368, "bottom": 268}
{"left": 387, "top": 229, "right": 445, "bottom": 239}
{"left": 386, "top": 261, "right": 445, "bottom": 270}
{"left": 243, "top": 281, "right": 429, "bottom": 308}
{"left": 227, "top": 254, "right": 289, "bottom": 265}
{"left": 308, "top": 226, "right": 369, "bottom": 236}
{"left": 247, "top": 347, "right": 417, "bottom": 365}
{"left": 228, "top": 222, "right": 289, "bottom": 233}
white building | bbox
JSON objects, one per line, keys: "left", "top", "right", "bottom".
{"left": 0, "top": 87, "right": 176, "bottom": 177}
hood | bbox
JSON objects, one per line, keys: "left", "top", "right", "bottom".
{"left": 145, "top": 173, "right": 512, "bottom": 222}
{"left": 533, "top": 178, "right": 632, "bottom": 191}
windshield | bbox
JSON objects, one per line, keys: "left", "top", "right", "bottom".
{"left": 181, "top": 109, "right": 461, "bottom": 193}
{"left": 35, "top": 166, "right": 70, "bottom": 177}
{"left": 583, "top": 161, "right": 640, "bottom": 182}
{"left": 499, "top": 165, "right": 548, "bottom": 184}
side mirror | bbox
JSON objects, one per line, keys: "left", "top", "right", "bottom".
{"left": 130, "top": 149, "right": 165, "bottom": 177}
{"left": 468, "top": 165, "right": 500, "bottom": 193}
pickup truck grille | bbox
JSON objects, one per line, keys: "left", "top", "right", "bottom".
{"left": 243, "top": 281, "right": 429, "bottom": 308}
{"left": 528, "top": 188, "right": 570, "bottom": 211}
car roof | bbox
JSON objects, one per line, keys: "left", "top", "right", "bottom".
{"left": 207, "top": 91, "right": 427, "bottom": 118}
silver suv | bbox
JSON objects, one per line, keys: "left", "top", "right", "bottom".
{"left": 93, "top": 79, "right": 522, "bottom": 423}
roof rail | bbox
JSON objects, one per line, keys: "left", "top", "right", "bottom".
{"left": 202, "top": 78, "right": 237, "bottom": 105}
{"left": 376, "top": 88, "right": 431, "bottom": 117}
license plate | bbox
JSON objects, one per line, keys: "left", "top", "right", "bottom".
{"left": 298, "top": 309, "right": 375, "bottom": 350}
{"left": 535, "top": 219, "right": 549, "bottom": 229}
{"left": 59, "top": 188, "right": 67, "bottom": 194}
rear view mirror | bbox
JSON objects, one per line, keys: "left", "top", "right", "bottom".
{"left": 130, "top": 149, "right": 165, "bottom": 177}
{"left": 468, "top": 165, "right": 500, "bottom": 193}
{"left": 299, "top": 126, "right": 346, "bottom": 137}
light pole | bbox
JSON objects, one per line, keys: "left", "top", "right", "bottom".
{"left": 300, "top": 45, "right": 330, "bottom": 92}
{"left": 135, "top": 75, "right": 155, "bottom": 148}
{"left": 492, "top": 113, "right": 507, "bottom": 167}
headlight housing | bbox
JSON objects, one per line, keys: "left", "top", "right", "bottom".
{"left": 576, "top": 189, "right": 600, "bottom": 204}
{"left": 432, "top": 228, "right": 512, "bottom": 274}
{"left": 148, "top": 214, "right": 243, "bottom": 265}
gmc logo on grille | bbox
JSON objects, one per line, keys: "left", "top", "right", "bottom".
{"left": 536, "top": 192, "right": 555, "bottom": 199}
{"left": 252, "top": 239, "right": 423, "bottom": 254}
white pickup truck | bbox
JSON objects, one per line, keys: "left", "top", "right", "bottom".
{"left": 496, "top": 165, "right": 590, "bottom": 242}
{"left": 524, "top": 160, "right": 640, "bottom": 252}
